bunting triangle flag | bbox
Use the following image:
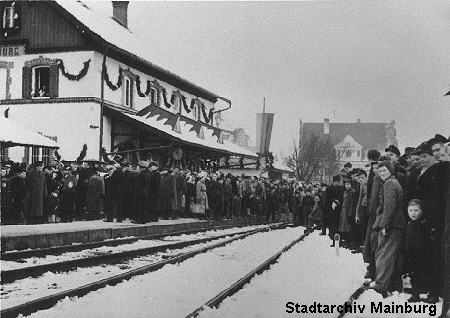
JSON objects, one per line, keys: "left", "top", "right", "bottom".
{"left": 173, "top": 116, "right": 181, "bottom": 133}
{"left": 197, "top": 126, "right": 205, "bottom": 139}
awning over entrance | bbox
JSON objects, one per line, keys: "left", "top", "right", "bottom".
{"left": 0, "top": 116, "right": 59, "bottom": 148}
{"left": 105, "top": 105, "right": 257, "bottom": 158}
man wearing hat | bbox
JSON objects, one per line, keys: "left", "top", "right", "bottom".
{"left": 407, "top": 143, "right": 449, "bottom": 303}
{"left": 429, "top": 134, "right": 448, "bottom": 162}
{"left": 384, "top": 144, "right": 407, "bottom": 191}
{"left": 158, "top": 167, "right": 177, "bottom": 220}
{"left": 60, "top": 164, "right": 77, "bottom": 223}
{"left": 148, "top": 161, "right": 161, "bottom": 222}
{"left": 5, "top": 166, "right": 26, "bottom": 224}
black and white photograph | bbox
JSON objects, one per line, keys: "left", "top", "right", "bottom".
{"left": 0, "top": 0, "right": 449, "bottom": 317}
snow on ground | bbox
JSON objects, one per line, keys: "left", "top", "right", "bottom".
{"left": 345, "top": 289, "right": 442, "bottom": 318}
{"left": 0, "top": 225, "right": 266, "bottom": 309}
{"left": 1, "top": 218, "right": 206, "bottom": 236}
{"left": 23, "top": 226, "right": 305, "bottom": 318}
{"left": 198, "top": 231, "right": 366, "bottom": 318}
{"left": 1, "top": 225, "right": 265, "bottom": 271}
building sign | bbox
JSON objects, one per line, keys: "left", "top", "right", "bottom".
{"left": 0, "top": 44, "right": 25, "bottom": 56}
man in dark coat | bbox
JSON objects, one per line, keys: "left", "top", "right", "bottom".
{"left": 407, "top": 144, "right": 449, "bottom": 302}
{"left": 105, "top": 164, "right": 123, "bottom": 222}
{"left": 158, "top": 168, "right": 177, "bottom": 220}
{"left": 25, "top": 162, "right": 48, "bottom": 224}
{"left": 148, "top": 161, "right": 161, "bottom": 222}
{"left": 173, "top": 167, "right": 185, "bottom": 219}
{"left": 121, "top": 162, "right": 135, "bottom": 221}
{"left": 6, "top": 168, "right": 27, "bottom": 224}
{"left": 59, "top": 165, "right": 77, "bottom": 223}
{"left": 323, "top": 175, "right": 344, "bottom": 237}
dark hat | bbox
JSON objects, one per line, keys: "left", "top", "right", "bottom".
{"left": 404, "top": 147, "right": 415, "bottom": 154}
{"left": 367, "top": 149, "right": 381, "bottom": 161}
{"left": 344, "top": 162, "right": 352, "bottom": 168}
{"left": 417, "top": 144, "right": 433, "bottom": 156}
{"left": 428, "top": 134, "right": 447, "bottom": 146}
{"left": 385, "top": 145, "right": 400, "bottom": 157}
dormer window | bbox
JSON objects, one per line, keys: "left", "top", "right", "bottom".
{"left": 32, "top": 66, "right": 50, "bottom": 98}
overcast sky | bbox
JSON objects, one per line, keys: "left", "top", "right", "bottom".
{"left": 91, "top": 0, "right": 450, "bottom": 156}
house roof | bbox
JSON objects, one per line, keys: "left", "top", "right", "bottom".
{"left": 301, "top": 122, "right": 388, "bottom": 151}
{"left": 0, "top": 116, "right": 59, "bottom": 149}
{"left": 53, "top": 0, "right": 221, "bottom": 102}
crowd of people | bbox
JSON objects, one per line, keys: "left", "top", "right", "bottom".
{"left": 1, "top": 133, "right": 449, "bottom": 303}
{"left": 319, "top": 134, "right": 450, "bottom": 304}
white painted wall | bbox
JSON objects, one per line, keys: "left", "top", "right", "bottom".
{"left": 0, "top": 102, "right": 100, "bottom": 161}
{"left": 2, "top": 51, "right": 97, "bottom": 99}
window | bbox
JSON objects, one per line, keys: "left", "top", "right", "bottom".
{"left": 150, "top": 87, "right": 159, "bottom": 106}
{"left": 357, "top": 150, "right": 360, "bottom": 157}
{"left": 123, "top": 76, "right": 132, "bottom": 108}
{"left": 32, "top": 66, "right": 50, "bottom": 98}
{"left": 345, "top": 150, "right": 352, "bottom": 157}
{"left": 2, "top": 6, "right": 14, "bottom": 29}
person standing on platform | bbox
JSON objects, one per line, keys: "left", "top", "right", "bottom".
{"left": 339, "top": 178, "right": 357, "bottom": 249}
{"left": 85, "top": 168, "right": 105, "bottom": 220}
{"left": 159, "top": 167, "right": 177, "bottom": 220}
{"left": 6, "top": 167, "right": 26, "bottom": 224}
{"left": 173, "top": 167, "right": 185, "bottom": 219}
{"left": 74, "top": 162, "right": 89, "bottom": 221}
{"left": 60, "top": 165, "right": 77, "bottom": 223}
{"left": 195, "top": 171, "right": 209, "bottom": 219}
{"left": 355, "top": 169, "right": 368, "bottom": 251}
{"left": 121, "top": 162, "right": 134, "bottom": 221}
{"left": 24, "top": 162, "right": 47, "bottom": 224}
{"left": 224, "top": 175, "right": 233, "bottom": 219}
{"left": 302, "top": 188, "right": 315, "bottom": 228}
{"left": 148, "top": 161, "right": 161, "bottom": 222}
{"left": 105, "top": 164, "right": 123, "bottom": 222}
{"left": 185, "top": 174, "right": 196, "bottom": 218}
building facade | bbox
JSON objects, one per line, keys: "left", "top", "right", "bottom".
{"left": 0, "top": 1, "right": 255, "bottom": 168}
{"left": 300, "top": 118, "right": 398, "bottom": 170}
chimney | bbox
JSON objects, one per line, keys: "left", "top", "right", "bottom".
{"left": 112, "top": 1, "right": 129, "bottom": 28}
{"left": 324, "top": 118, "right": 330, "bottom": 135}
{"left": 357, "top": 118, "right": 361, "bottom": 123}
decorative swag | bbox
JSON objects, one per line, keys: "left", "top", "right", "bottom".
{"left": 57, "top": 59, "right": 91, "bottom": 81}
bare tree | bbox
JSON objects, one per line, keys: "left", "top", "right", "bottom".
{"left": 282, "top": 132, "right": 345, "bottom": 182}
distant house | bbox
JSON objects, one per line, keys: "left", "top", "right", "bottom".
{"left": 299, "top": 118, "right": 398, "bottom": 170}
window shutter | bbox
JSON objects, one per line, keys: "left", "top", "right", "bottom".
{"left": 49, "top": 64, "right": 59, "bottom": 98}
{"left": 130, "top": 81, "right": 134, "bottom": 108}
{"left": 22, "top": 66, "right": 32, "bottom": 98}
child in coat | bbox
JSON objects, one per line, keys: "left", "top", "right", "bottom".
{"left": 403, "top": 199, "right": 432, "bottom": 302}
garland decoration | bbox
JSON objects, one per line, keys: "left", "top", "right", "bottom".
{"left": 181, "top": 95, "right": 191, "bottom": 113}
{"left": 161, "top": 87, "right": 172, "bottom": 108}
{"left": 102, "top": 57, "right": 123, "bottom": 91}
{"left": 58, "top": 59, "right": 90, "bottom": 81}
{"left": 190, "top": 99, "right": 196, "bottom": 110}
{"left": 170, "top": 92, "right": 176, "bottom": 105}
{"left": 201, "top": 103, "right": 210, "bottom": 124}
{"left": 135, "top": 76, "right": 151, "bottom": 97}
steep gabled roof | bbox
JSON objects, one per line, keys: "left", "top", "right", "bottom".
{"left": 53, "top": 0, "right": 220, "bottom": 102}
{"left": 301, "top": 122, "right": 388, "bottom": 151}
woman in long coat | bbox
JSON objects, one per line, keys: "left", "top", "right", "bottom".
{"left": 196, "top": 173, "right": 209, "bottom": 213}
{"left": 372, "top": 161, "right": 406, "bottom": 296}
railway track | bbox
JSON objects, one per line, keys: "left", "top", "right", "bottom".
{"left": 185, "top": 226, "right": 317, "bottom": 318}
{"left": 1, "top": 224, "right": 281, "bottom": 283}
{"left": 1, "top": 222, "right": 288, "bottom": 318}
{"left": 1, "top": 222, "right": 261, "bottom": 261}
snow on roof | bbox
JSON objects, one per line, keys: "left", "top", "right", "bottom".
{"left": 120, "top": 110, "right": 257, "bottom": 158}
{"left": 0, "top": 116, "right": 59, "bottom": 148}
{"left": 55, "top": 0, "right": 219, "bottom": 100}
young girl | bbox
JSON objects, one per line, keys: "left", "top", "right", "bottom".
{"left": 403, "top": 199, "right": 432, "bottom": 302}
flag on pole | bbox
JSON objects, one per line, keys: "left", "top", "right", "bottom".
{"left": 256, "top": 113, "right": 274, "bottom": 154}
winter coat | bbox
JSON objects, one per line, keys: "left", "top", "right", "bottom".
{"left": 373, "top": 176, "right": 406, "bottom": 231}
{"left": 159, "top": 172, "right": 177, "bottom": 211}
{"left": 173, "top": 172, "right": 185, "bottom": 209}
{"left": 339, "top": 188, "right": 357, "bottom": 232}
{"left": 196, "top": 180, "right": 209, "bottom": 210}
{"left": 85, "top": 175, "right": 105, "bottom": 212}
{"left": 301, "top": 195, "right": 315, "bottom": 216}
{"left": 356, "top": 180, "right": 368, "bottom": 220}
{"left": 25, "top": 170, "right": 47, "bottom": 217}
